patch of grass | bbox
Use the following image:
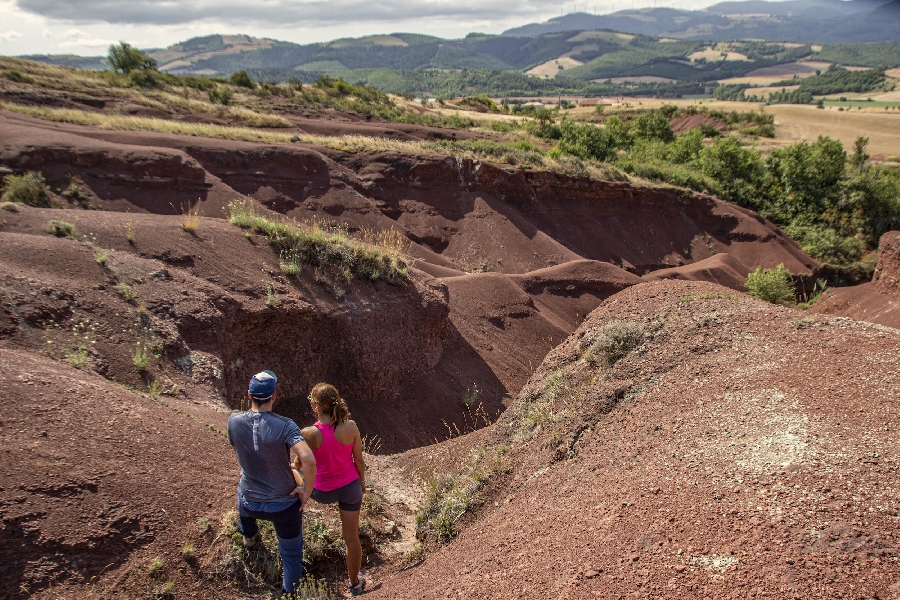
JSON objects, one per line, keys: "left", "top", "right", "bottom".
{"left": 461, "top": 383, "right": 480, "bottom": 408}
{"left": 66, "top": 346, "right": 88, "bottom": 369}
{"left": 265, "top": 284, "right": 277, "bottom": 307}
{"left": 678, "top": 291, "right": 737, "bottom": 303}
{"left": 746, "top": 263, "right": 795, "bottom": 305}
{"left": 93, "top": 250, "right": 107, "bottom": 265}
{"left": 147, "top": 556, "right": 165, "bottom": 579}
{"left": 117, "top": 282, "right": 137, "bottom": 302}
{"left": 581, "top": 320, "right": 644, "bottom": 370}
{"left": 61, "top": 180, "right": 90, "bottom": 207}
{"left": 181, "top": 201, "right": 201, "bottom": 232}
{"left": 181, "top": 543, "right": 196, "bottom": 561}
{"left": 133, "top": 342, "right": 151, "bottom": 371}
{"left": 208, "top": 509, "right": 335, "bottom": 598}
{"left": 1, "top": 171, "right": 50, "bottom": 207}
{"left": 514, "top": 369, "right": 569, "bottom": 437}
{"left": 49, "top": 220, "right": 76, "bottom": 239}
{"left": 415, "top": 445, "right": 507, "bottom": 543}
{"left": 279, "top": 250, "right": 302, "bottom": 276}
{"left": 227, "top": 199, "right": 409, "bottom": 285}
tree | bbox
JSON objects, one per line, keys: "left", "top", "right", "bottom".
{"left": 107, "top": 42, "right": 157, "bottom": 73}
{"left": 230, "top": 70, "right": 256, "bottom": 89}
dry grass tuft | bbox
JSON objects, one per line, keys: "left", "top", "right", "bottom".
{"left": 180, "top": 201, "right": 201, "bottom": 233}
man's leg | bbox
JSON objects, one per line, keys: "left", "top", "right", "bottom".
{"left": 269, "top": 501, "right": 304, "bottom": 594}
{"left": 236, "top": 497, "right": 260, "bottom": 541}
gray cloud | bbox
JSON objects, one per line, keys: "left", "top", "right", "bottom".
{"left": 15, "top": 0, "right": 551, "bottom": 27}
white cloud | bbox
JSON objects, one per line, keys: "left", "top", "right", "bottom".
{"left": 57, "top": 37, "right": 116, "bottom": 49}
{"left": 15, "top": 0, "right": 554, "bottom": 27}
{"left": 62, "top": 27, "right": 88, "bottom": 38}
{"left": 0, "top": 30, "right": 23, "bottom": 41}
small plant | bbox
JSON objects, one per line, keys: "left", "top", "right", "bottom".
{"left": 181, "top": 201, "right": 201, "bottom": 232}
{"left": 746, "top": 263, "right": 795, "bottom": 304}
{"left": 133, "top": 342, "right": 151, "bottom": 371}
{"left": 207, "top": 86, "right": 233, "bottom": 105}
{"left": 462, "top": 383, "right": 480, "bottom": 407}
{"left": 361, "top": 434, "right": 383, "bottom": 455}
{"left": 582, "top": 320, "right": 644, "bottom": 370}
{"left": 182, "top": 543, "right": 196, "bottom": 561}
{"left": 49, "top": 220, "right": 76, "bottom": 239}
{"left": 66, "top": 346, "right": 88, "bottom": 369}
{"left": 415, "top": 446, "right": 506, "bottom": 542}
{"left": 147, "top": 556, "right": 165, "bottom": 578}
{"left": 265, "top": 284, "right": 277, "bottom": 307}
{"left": 2, "top": 171, "right": 50, "bottom": 207}
{"left": 61, "top": 181, "right": 89, "bottom": 207}
{"left": 125, "top": 221, "right": 134, "bottom": 244}
{"left": 117, "top": 282, "right": 137, "bottom": 302}
{"left": 93, "top": 250, "right": 107, "bottom": 265}
{"left": 279, "top": 250, "right": 302, "bottom": 276}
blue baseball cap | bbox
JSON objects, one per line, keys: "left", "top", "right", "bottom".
{"left": 248, "top": 370, "right": 277, "bottom": 400}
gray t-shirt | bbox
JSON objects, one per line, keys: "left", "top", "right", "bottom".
{"left": 227, "top": 410, "right": 304, "bottom": 503}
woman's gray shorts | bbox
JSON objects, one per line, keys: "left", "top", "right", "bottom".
{"left": 311, "top": 479, "right": 363, "bottom": 511}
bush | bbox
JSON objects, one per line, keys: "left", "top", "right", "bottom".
{"left": 107, "top": 42, "right": 157, "bottom": 73}
{"left": 745, "top": 263, "right": 795, "bottom": 304}
{"left": 49, "top": 220, "right": 75, "bottom": 239}
{"left": 582, "top": 320, "right": 644, "bottom": 370}
{"left": 207, "top": 86, "right": 233, "bottom": 105}
{"left": 230, "top": 70, "right": 256, "bottom": 89}
{"left": 554, "top": 120, "right": 614, "bottom": 161}
{"left": 2, "top": 172, "right": 50, "bottom": 207}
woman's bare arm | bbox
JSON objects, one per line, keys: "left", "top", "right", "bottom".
{"left": 349, "top": 420, "right": 366, "bottom": 494}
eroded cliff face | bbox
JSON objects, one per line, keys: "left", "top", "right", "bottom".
{"left": 1, "top": 114, "right": 819, "bottom": 279}
{"left": 873, "top": 230, "right": 900, "bottom": 293}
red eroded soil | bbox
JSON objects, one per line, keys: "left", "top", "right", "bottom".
{"left": 6, "top": 101, "right": 884, "bottom": 599}
{"left": 669, "top": 115, "right": 729, "bottom": 134}
{"left": 811, "top": 231, "right": 900, "bottom": 329}
{"left": 368, "top": 281, "right": 900, "bottom": 599}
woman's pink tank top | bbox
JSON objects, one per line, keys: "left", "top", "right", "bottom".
{"left": 311, "top": 421, "right": 358, "bottom": 492}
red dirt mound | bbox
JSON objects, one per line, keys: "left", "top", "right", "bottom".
{"left": 670, "top": 114, "right": 729, "bottom": 134}
{"left": 643, "top": 252, "right": 753, "bottom": 291}
{"left": 369, "top": 280, "right": 900, "bottom": 599}
{"left": 811, "top": 231, "right": 900, "bottom": 329}
{"left": 0, "top": 347, "right": 235, "bottom": 600}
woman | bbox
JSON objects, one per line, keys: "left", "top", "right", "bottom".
{"left": 295, "top": 382, "right": 366, "bottom": 596}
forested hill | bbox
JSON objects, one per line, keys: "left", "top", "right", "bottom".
{"left": 504, "top": 0, "right": 900, "bottom": 43}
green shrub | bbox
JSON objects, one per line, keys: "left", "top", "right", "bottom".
{"left": 49, "top": 220, "right": 75, "bottom": 239}
{"left": 2, "top": 172, "right": 50, "bottom": 207}
{"left": 229, "top": 70, "right": 256, "bottom": 89}
{"left": 746, "top": 263, "right": 795, "bottom": 304}
{"left": 132, "top": 342, "right": 150, "bottom": 371}
{"left": 207, "top": 86, "right": 233, "bottom": 105}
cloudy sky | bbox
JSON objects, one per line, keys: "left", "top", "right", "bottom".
{"left": 2, "top": 0, "right": 783, "bottom": 56}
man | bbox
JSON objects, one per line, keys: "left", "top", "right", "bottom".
{"left": 227, "top": 370, "right": 316, "bottom": 596}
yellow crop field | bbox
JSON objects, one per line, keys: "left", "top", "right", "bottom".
{"left": 766, "top": 104, "right": 900, "bottom": 159}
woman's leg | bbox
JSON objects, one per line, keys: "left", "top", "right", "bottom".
{"left": 339, "top": 508, "right": 362, "bottom": 585}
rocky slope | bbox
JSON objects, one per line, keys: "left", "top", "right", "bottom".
{"left": 812, "top": 230, "right": 900, "bottom": 329}
{"left": 370, "top": 280, "right": 900, "bottom": 599}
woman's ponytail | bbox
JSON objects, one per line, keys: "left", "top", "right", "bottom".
{"left": 311, "top": 382, "right": 350, "bottom": 425}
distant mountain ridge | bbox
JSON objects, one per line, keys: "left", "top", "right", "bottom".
{"left": 503, "top": 0, "right": 900, "bottom": 42}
